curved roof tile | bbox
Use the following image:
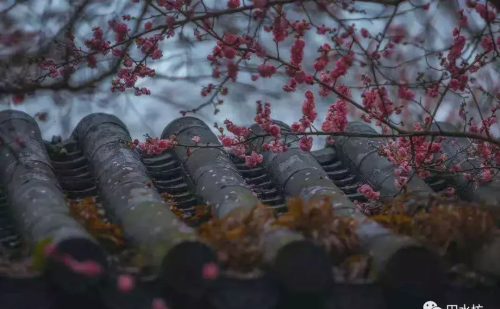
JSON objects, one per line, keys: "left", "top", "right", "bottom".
{"left": 0, "top": 111, "right": 498, "bottom": 309}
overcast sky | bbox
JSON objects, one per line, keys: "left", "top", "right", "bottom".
{"left": 1, "top": 0, "right": 497, "bottom": 149}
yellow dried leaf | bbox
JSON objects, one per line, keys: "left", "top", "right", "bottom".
{"left": 31, "top": 238, "right": 53, "bottom": 271}
{"left": 225, "top": 226, "right": 245, "bottom": 239}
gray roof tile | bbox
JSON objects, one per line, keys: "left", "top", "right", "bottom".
{"left": 0, "top": 110, "right": 498, "bottom": 309}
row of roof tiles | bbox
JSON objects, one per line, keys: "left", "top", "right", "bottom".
{"left": 0, "top": 110, "right": 499, "bottom": 309}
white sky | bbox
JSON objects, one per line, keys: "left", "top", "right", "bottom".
{"left": 1, "top": 0, "right": 498, "bottom": 148}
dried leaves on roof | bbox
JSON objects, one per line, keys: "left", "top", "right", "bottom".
{"left": 198, "top": 205, "right": 273, "bottom": 274}
{"left": 196, "top": 197, "right": 373, "bottom": 281}
{"left": 274, "top": 196, "right": 360, "bottom": 264}
{"left": 371, "top": 193, "right": 497, "bottom": 264}
{"left": 66, "top": 197, "right": 124, "bottom": 250}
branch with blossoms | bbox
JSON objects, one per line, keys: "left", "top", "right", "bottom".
{"left": 2, "top": 0, "right": 500, "bottom": 196}
{"left": 131, "top": 96, "right": 500, "bottom": 192}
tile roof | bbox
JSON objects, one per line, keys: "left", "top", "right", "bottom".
{"left": 0, "top": 110, "right": 499, "bottom": 309}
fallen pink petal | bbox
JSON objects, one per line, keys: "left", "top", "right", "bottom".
{"left": 117, "top": 274, "right": 135, "bottom": 292}
{"left": 151, "top": 298, "right": 169, "bottom": 309}
{"left": 201, "top": 262, "right": 219, "bottom": 280}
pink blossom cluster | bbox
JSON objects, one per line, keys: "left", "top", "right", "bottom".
{"left": 257, "top": 63, "right": 277, "bottom": 78}
{"left": 291, "top": 91, "right": 318, "bottom": 151}
{"left": 156, "top": 0, "right": 187, "bottom": 10}
{"left": 426, "top": 85, "right": 439, "bottom": 98}
{"left": 12, "top": 31, "right": 90, "bottom": 96}
{"left": 291, "top": 91, "right": 317, "bottom": 132}
{"left": 282, "top": 39, "right": 316, "bottom": 92}
{"left": 85, "top": 27, "right": 111, "bottom": 55}
{"left": 313, "top": 43, "right": 331, "bottom": 72}
{"left": 112, "top": 65, "right": 155, "bottom": 94}
{"left": 253, "top": 102, "right": 290, "bottom": 155}
{"left": 321, "top": 85, "right": 350, "bottom": 135}
{"left": 215, "top": 119, "right": 263, "bottom": 168}
{"left": 10, "top": 19, "right": 166, "bottom": 102}
{"left": 218, "top": 118, "right": 251, "bottom": 158}
{"left": 379, "top": 122, "right": 448, "bottom": 187}
{"left": 131, "top": 137, "right": 178, "bottom": 155}
{"left": 206, "top": 32, "right": 263, "bottom": 84}
{"left": 466, "top": 0, "right": 497, "bottom": 22}
{"left": 108, "top": 20, "right": 129, "bottom": 43}
{"left": 267, "top": 14, "right": 289, "bottom": 43}
{"left": 397, "top": 85, "right": 415, "bottom": 101}
{"left": 290, "top": 39, "right": 305, "bottom": 68}
{"left": 317, "top": 51, "right": 354, "bottom": 96}
{"left": 361, "top": 86, "right": 394, "bottom": 121}
{"left": 357, "top": 184, "right": 380, "bottom": 200}
{"left": 136, "top": 35, "right": 165, "bottom": 59}
{"left": 227, "top": 0, "right": 241, "bottom": 9}
{"left": 215, "top": 101, "right": 290, "bottom": 167}
{"left": 290, "top": 19, "right": 312, "bottom": 38}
